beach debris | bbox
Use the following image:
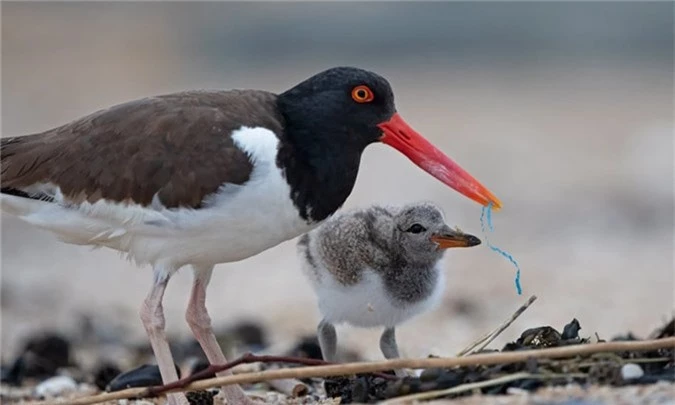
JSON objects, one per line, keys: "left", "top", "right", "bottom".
{"left": 34, "top": 375, "right": 77, "bottom": 397}
{"left": 621, "top": 363, "right": 645, "bottom": 381}
{"left": 320, "top": 317, "right": 675, "bottom": 403}
{"left": 1, "top": 332, "right": 71, "bottom": 386}
{"left": 92, "top": 362, "right": 122, "bottom": 391}
{"left": 3, "top": 316, "right": 674, "bottom": 404}
{"left": 185, "top": 389, "right": 218, "bottom": 405}
{"left": 107, "top": 364, "right": 179, "bottom": 392}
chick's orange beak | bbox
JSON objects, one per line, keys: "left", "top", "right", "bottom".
{"left": 378, "top": 113, "right": 502, "bottom": 210}
{"left": 430, "top": 233, "right": 482, "bottom": 249}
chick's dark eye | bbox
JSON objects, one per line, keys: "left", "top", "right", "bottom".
{"left": 406, "top": 224, "right": 426, "bottom": 234}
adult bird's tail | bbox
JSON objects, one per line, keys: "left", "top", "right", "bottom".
{"left": 1, "top": 134, "right": 57, "bottom": 216}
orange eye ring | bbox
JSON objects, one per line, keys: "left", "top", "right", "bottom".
{"left": 351, "top": 85, "right": 374, "bottom": 103}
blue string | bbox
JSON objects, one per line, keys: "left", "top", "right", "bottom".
{"left": 480, "top": 202, "right": 522, "bottom": 295}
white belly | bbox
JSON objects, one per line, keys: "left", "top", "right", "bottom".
{"left": 308, "top": 265, "right": 446, "bottom": 329}
{"left": 1, "top": 127, "right": 314, "bottom": 269}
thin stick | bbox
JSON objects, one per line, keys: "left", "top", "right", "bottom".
{"left": 149, "top": 352, "right": 396, "bottom": 397}
{"left": 457, "top": 295, "right": 537, "bottom": 356}
{"left": 381, "top": 371, "right": 586, "bottom": 404}
{"left": 473, "top": 294, "right": 538, "bottom": 354}
{"left": 37, "top": 337, "right": 675, "bottom": 405}
{"left": 178, "top": 353, "right": 325, "bottom": 386}
{"left": 456, "top": 329, "right": 494, "bottom": 357}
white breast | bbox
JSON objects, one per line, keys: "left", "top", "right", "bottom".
{"left": 302, "top": 260, "right": 446, "bottom": 329}
{"left": 1, "top": 127, "right": 314, "bottom": 270}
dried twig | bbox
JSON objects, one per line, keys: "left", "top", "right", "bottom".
{"left": 39, "top": 337, "right": 675, "bottom": 405}
{"left": 473, "top": 294, "right": 538, "bottom": 353}
{"left": 177, "top": 353, "right": 325, "bottom": 388}
{"left": 456, "top": 329, "right": 494, "bottom": 357}
{"left": 381, "top": 371, "right": 587, "bottom": 404}
{"left": 147, "top": 352, "right": 395, "bottom": 397}
{"left": 457, "top": 295, "right": 537, "bottom": 356}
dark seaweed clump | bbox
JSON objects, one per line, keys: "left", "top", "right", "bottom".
{"left": 322, "top": 317, "right": 675, "bottom": 403}
{"left": 2, "top": 317, "right": 673, "bottom": 404}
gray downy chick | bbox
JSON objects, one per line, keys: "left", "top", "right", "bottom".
{"left": 297, "top": 202, "right": 480, "bottom": 371}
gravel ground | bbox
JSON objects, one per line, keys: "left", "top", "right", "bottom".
{"left": 426, "top": 382, "right": 675, "bottom": 405}
{"left": 3, "top": 383, "right": 674, "bottom": 405}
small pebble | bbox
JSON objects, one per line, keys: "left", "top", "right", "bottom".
{"left": 506, "top": 387, "right": 529, "bottom": 395}
{"left": 35, "top": 375, "right": 78, "bottom": 397}
{"left": 621, "top": 363, "right": 645, "bottom": 381}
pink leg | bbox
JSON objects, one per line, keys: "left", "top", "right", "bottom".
{"left": 140, "top": 270, "right": 188, "bottom": 405}
{"left": 186, "top": 265, "right": 257, "bottom": 404}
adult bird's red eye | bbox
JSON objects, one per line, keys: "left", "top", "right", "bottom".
{"left": 351, "top": 85, "right": 374, "bottom": 103}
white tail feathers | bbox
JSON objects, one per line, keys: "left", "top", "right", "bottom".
{"left": 0, "top": 193, "right": 49, "bottom": 217}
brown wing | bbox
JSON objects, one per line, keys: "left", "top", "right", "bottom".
{"left": 1, "top": 90, "right": 284, "bottom": 209}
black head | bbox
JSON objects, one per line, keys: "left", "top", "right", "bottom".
{"left": 279, "top": 66, "right": 396, "bottom": 151}
{"left": 275, "top": 66, "right": 502, "bottom": 225}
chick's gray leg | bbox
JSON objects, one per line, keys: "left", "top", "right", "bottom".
{"left": 380, "top": 327, "right": 412, "bottom": 378}
{"left": 317, "top": 319, "right": 338, "bottom": 362}
{"left": 379, "top": 327, "right": 401, "bottom": 359}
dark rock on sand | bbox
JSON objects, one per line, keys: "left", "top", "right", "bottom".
{"left": 611, "top": 333, "right": 640, "bottom": 341}
{"left": 325, "top": 375, "right": 390, "bottom": 403}
{"left": 651, "top": 318, "right": 675, "bottom": 339}
{"left": 1, "top": 357, "right": 25, "bottom": 385}
{"left": 184, "top": 357, "right": 216, "bottom": 380}
{"left": 107, "top": 364, "right": 180, "bottom": 391}
{"left": 288, "top": 336, "right": 323, "bottom": 360}
{"left": 186, "top": 390, "right": 217, "bottom": 405}
{"left": 93, "top": 362, "right": 122, "bottom": 391}
{"left": 561, "top": 318, "right": 582, "bottom": 340}
{"left": 227, "top": 321, "right": 268, "bottom": 350}
{"left": 2, "top": 332, "right": 72, "bottom": 385}
{"left": 588, "top": 361, "right": 622, "bottom": 385}
{"left": 503, "top": 319, "right": 589, "bottom": 351}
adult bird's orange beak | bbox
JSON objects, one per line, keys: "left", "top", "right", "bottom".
{"left": 378, "top": 113, "right": 502, "bottom": 210}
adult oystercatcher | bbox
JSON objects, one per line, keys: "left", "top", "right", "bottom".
{"left": 1, "top": 67, "right": 501, "bottom": 404}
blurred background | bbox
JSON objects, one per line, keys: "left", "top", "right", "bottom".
{"left": 2, "top": 2, "right": 673, "bottom": 366}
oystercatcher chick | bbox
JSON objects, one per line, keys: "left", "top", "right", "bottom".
{"left": 297, "top": 202, "right": 481, "bottom": 374}
{"left": 1, "top": 67, "right": 500, "bottom": 404}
